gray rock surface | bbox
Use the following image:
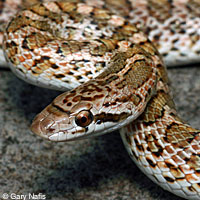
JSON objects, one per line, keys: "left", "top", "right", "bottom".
{"left": 0, "top": 63, "right": 200, "bottom": 200}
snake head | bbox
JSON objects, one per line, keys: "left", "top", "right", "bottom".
{"left": 30, "top": 79, "right": 139, "bottom": 142}
{"left": 30, "top": 82, "right": 131, "bottom": 141}
{"left": 30, "top": 93, "right": 98, "bottom": 141}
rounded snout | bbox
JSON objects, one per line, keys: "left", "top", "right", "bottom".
{"left": 31, "top": 112, "right": 54, "bottom": 140}
{"left": 30, "top": 104, "right": 74, "bottom": 141}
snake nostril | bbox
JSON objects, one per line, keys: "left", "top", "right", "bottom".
{"left": 48, "top": 127, "right": 55, "bottom": 132}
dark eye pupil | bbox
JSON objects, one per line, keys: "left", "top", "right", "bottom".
{"left": 81, "top": 116, "right": 87, "bottom": 123}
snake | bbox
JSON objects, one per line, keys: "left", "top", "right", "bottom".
{"left": 1, "top": 0, "right": 200, "bottom": 199}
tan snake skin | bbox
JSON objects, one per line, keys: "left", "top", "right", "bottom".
{"left": 0, "top": 0, "right": 52, "bottom": 66}
{"left": 1, "top": 0, "right": 200, "bottom": 67}
{"left": 2, "top": 0, "right": 200, "bottom": 199}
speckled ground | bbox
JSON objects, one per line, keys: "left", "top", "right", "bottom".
{"left": 0, "top": 63, "right": 200, "bottom": 200}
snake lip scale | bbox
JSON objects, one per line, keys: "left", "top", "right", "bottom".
{"left": 1, "top": 0, "right": 200, "bottom": 199}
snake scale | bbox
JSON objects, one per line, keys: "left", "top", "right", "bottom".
{"left": 1, "top": 0, "right": 200, "bottom": 199}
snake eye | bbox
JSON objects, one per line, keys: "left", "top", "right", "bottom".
{"left": 75, "top": 110, "right": 93, "bottom": 127}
